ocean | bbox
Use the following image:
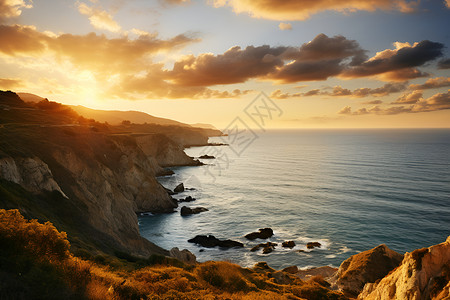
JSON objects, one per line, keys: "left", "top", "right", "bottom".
{"left": 139, "top": 129, "right": 450, "bottom": 270}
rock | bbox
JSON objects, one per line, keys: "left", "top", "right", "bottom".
{"left": 282, "top": 241, "right": 296, "bottom": 248}
{"left": 188, "top": 235, "right": 244, "bottom": 249}
{"left": 298, "top": 250, "right": 305, "bottom": 253}
{"left": 306, "top": 242, "right": 322, "bottom": 249}
{"left": 250, "top": 242, "right": 278, "bottom": 253}
{"left": 178, "top": 196, "right": 195, "bottom": 203}
{"left": 169, "top": 247, "right": 196, "bottom": 265}
{"left": 245, "top": 228, "right": 274, "bottom": 240}
{"left": 253, "top": 262, "right": 275, "bottom": 272}
{"left": 174, "top": 183, "right": 184, "bottom": 193}
{"left": 180, "top": 206, "right": 208, "bottom": 216}
{"left": 358, "top": 236, "right": 450, "bottom": 300}
{"left": 282, "top": 266, "right": 299, "bottom": 274}
{"left": 199, "top": 154, "right": 215, "bottom": 159}
{"left": 272, "top": 271, "right": 293, "bottom": 284}
{"left": 331, "top": 244, "right": 403, "bottom": 296}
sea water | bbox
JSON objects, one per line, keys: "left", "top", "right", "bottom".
{"left": 139, "top": 129, "right": 450, "bottom": 270}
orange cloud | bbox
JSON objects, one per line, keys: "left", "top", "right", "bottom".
{"left": 392, "top": 90, "right": 423, "bottom": 104}
{"left": 211, "top": 0, "right": 419, "bottom": 21}
{"left": 278, "top": 22, "right": 292, "bottom": 30}
{"left": 0, "top": 0, "right": 32, "bottom": 21}
{"left": 77, "top": 2, "right": 121, "bottom": 32}
{"left": 0, "top": 77, "right": 23, "bottom": 89}
{"left": 409, "top": 77, "right": 450, "bottom": 90}
{"left": 271, "top": 82, "right": 408, "bottom": 99}
{"left": 339, "top": 90, "right": 450, "bottom": 115}
{"left": 0, "top": 25, "right": 49, "bottom": 55}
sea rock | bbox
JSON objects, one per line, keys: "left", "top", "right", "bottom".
{"left": 174, "top": 183, "right": 184, "bottom": 193}
{"left": 188, "top": 235, "right": 244, "bottom": 249}
{"left": 169, "top": 247, "right": 196, "bottom": 265}
{"left": 282, "top": 241, "right": 296, "bottom": 248}
{"left": 332, "top": 244, "right": 403, "bottom": 296}
{"left": 251, "top": 242, "right": 278, "bottom": 253}
{"left": 306, "top": 242, "right": 322, "bottom": 249}
{"left": 178, "top": 196, "right": 195, "bottom": 203}
{"left": 358, "top": 236, "right": 450, "bottom": 300}
{"left": 180, "top": 206, "right": 208, "bottom": 216}
{"left": 199, "top": 154, "right": 215, "bottom": 159}
{"left": 245, "top": 228, "right": 274, "bottom": 240}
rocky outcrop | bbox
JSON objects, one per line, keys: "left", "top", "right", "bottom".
{"left": 307, "top": 242, "right": 321, "bottom": 249}
{"left": 245, "top": 228, "right": 274, "bottom": 240}
{"left": 188, "top": 235, "right": 244, "bottom": 248}
{"left": 295, "top": 266, "right": 338, "bottom": 281}
{"left": 174, "top": 183, "right": 184, "bottom": 193}
{"left": 180, "top": 206, "right": 208, "bottom": 216}
{"left": 358, "top": 236, "right": 450, "bottom": 300}
{"left": 169, "top": 247, "right": 197, "bottom": 265}
{"left": 0, "top": 156, "right": 66, "bottom": 197}
{"left": 332, "top": 244, "right": 404, "bottom": 296}
{"left": 135, "top": 134, "right": 201, "bottom": 167}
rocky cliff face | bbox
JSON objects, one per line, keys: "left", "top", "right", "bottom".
{"left": 332, "top": 244, "right": 404, "bottom": 296}
{"left": 358, "top": 236, "right": 450, "bottom": 300}
{"left": 0, "top": 91, "right": 211, "bottom": 257}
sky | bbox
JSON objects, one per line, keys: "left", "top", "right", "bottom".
{"left": 0, "top": 0, "right": 450, "bottom": 128}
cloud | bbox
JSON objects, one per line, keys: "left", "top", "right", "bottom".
{"left": 0, "top": 77, "right": 23, "bottom": 89}
{"left": 438, "top": 58, "right": 450, "bottom": 69}
{"left": 0, "top": 25, "right": 49, "bottom": 55}
{"left": 210, "top": 0, "right": 419, "bottom": 21}
{"left": 278, "top": 22, "right": 292, "bottom": 30}
{"left": 269, "top": 34, "right": 367, "bottom": 83}
{"left": 168, "top": 45, "right": 287, "bottom": 86}
{"left": 0, "top": 0, "right": 32, "bottom": 21}
{"left": 77, "top": 2, "right": 121, "bottom": 32}
{"left": 339, "top": 90, "right": 450, "bottom": 115}
{"left": 342, "top": 40, "right": 444, "bottom": 80}
{"left": 362, "top": 99, "right": 383, "bottom": 104}
{"left": 272, "top": 82, "right": 408, "bottom": 99}
{"left": 409, "top": 77, "right": 450, "bottom": 90}
{"left": 392, "top": 90, "right": 423, "bottom": 104}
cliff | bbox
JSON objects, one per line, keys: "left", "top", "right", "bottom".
{"left": 0, "top": 90, "right": 210, "bottom": 257}
{"left": 358, "top": 236, "right": 450, "bottom": 300}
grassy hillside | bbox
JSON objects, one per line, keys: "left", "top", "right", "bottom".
{"left": 0, "top": 209, "right": 347, "bottom": 300}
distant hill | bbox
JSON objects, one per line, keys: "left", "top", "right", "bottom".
{"left": 190, "top": 123, "right": 218, "bottom": 130}
{"left": 71, "top": 105, "right": 190, "bottom": 127}
{"left": 17, "top": 92, "right": 46, "bottom": 103}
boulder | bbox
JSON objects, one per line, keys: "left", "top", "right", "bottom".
{"left": 282, "top": 241, "right": 296, "bottom": 248}
{"left": 245, "top": 228, "right": 274, "bottom": 240}
{"left": 332, "top": 244, "right": 403, "bottom": 296}
{"left": 188, "top": 235, "right": 244, "bottom": 249}
{"left": 169, "top": 247, "right": 196, "bottom": 265}
{"left": 251, "top": 242, "right": 278, "bottom": 253}
{"left": 180, "top": 206, "right": 208, "bottom": 216}
{"left": 358, "top": 236, "right": 450, "bottom": 300}
{"left": 306, "top": 242, "right": 321, "bottom": 249}
{"left": 164, "top": 187, "right": 175, "bottom": 195}
{"left": 179, "top": 196, "right": 195, "bottom": 203}
{"left": 174, "top": 183, "right": 184, "bottom": 193}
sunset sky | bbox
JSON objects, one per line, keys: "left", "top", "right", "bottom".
{"left": 1, "top": 0, "right": 450, "bottom": 128}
